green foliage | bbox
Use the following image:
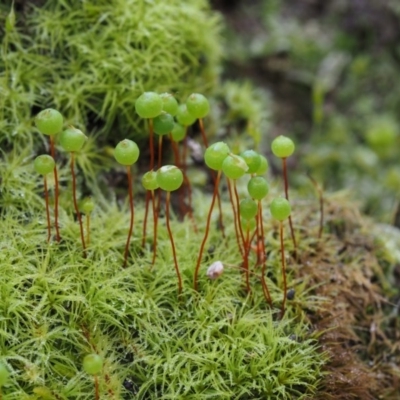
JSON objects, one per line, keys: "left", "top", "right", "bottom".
{"left": 0, "top": 0, "right": 222, "bottom": 147}
{"left": 0, "top": 148, "right": 325, "bottom": 398}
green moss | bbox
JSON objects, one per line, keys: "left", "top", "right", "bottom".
{"left": 0, "top": 0, "right": 222, "bottom": 147}
{"left": 0, "top": 149, "right": 325, "bottom": 399}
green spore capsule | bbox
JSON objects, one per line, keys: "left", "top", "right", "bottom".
{"left": 248, "top": 176, "right": 269, "bottom": 200}
{"left": 34, "top": 155, "right": 55, "bottom": 175}
{"left": 142, "top": 171, "right": 159, "bottom": 191}
{"left": 135, "top": 92, "right": 163, "bottom": 119}
{"left": 239, "top": 198, "right": 258, "bottom": 220}
{"left": 157, "top": 165, "right": 183, "bottom": 191}
{"left": 83, "top": 354, "right": 103, "bottom": 376}
{"left": 0, "top": 362, "right": 9, "bottom": 386}
{"left": 153, "top": 112, "right": 174, "bottom": 135}
{"left": 271, "top": 135, "right": 295, "bottom": 158}
{"left": 176, "top": 104, "right": 196, "bottom": 126}
{"left": 114, "top": 139, "right": 140, "bottom": 166}
{"left": 81, "top": 197, "right": 95, "bottom": 214}
{"left": 160, "top": 92, "right": 179, "bottom": 116}
{"left": 241, "top": 217, "right": 256, "bottom": 232}
{"left": 204, "top": 142, "right": 230, "bottom": 171}
{"left": 256, "top": 154, "right": 269, "bottom": 175}
{"left": 240, "top": 150, "right": 261, "bottom": 174}
{"left": 186, "top": 93, "right": 210, "bottom": 119}
{"left": 221, "top": 155, "right": 248, "bottom": 179}
{"left": 35, "top": 108, "right": 63, "bottom": 136}
{"left": 60, "top": 127, "right": 87, "bottom": 152}
{"left": 270, "top": 198, "right": 291, "bottom": 221}
{"left": 170, "top": 123, "right": 186, "bottom": 142}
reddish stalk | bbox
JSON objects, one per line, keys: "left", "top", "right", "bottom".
{"left": 86, "top": 214, "right": 91, "bottom": 246}
{"left": 243, "top": 224, "right": 251, "bottom": 293}
{"left": 279, "top": 221, "right": 288, "bottom": 319}
{"left": 123, "top": 166, "right": 135, "bottom": 268}
{"left": 150, "top": 190, "right": 158, "bottom": 266}
{"left": 94, "top": 375, "right": 100, "bottom": 400}
{"left": 282, "top": 158, "right": 297, "bottom": 258}
{"left": 70, "top": 152, "right": 86, "bottom": 257}
{"left": 194, "top": 170, "right": 222, "bottom": 291}
{"left": 199, "top": 119, "right": 225, "bottom": 237}
{"left": 142, "top": 118, "right": 154, "bottom": 247}
{"left": 233, "top": 181, "right": 246, "bottom": 249}
{"left": 227, "top": 179, "right": 243, "bottom": 257}
{"left": 43, "top": 175, "right": 52, "bottom": 242}
{"left": 259, "top": 201, "right": 272, "bottom": 307}
{"left": 308, "top": 173, "right": 324, "bottom": 239}
{"left": 49, "top": 136, "right": 60, "bottom": 242}
{"left": 198, "top": 118, "right": 209, "bottom": 148}
{"left": 166, "top": 191, "right": 182, "bottom": 294}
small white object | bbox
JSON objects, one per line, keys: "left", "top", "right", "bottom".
{"left": 206, "top": 261, "right": 224, "bottom": 280}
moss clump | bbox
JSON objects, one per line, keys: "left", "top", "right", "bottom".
{"left": 0, "top": 0, "right": 222, "bottom": 147}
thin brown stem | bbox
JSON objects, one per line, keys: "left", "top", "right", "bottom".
{"left": 157, "top": 135, "right": 163, "bottom": 170}
{"left": 142, "top": 118, "right": 154, "bottom": 247}
{"left": 243, "top": 225, "right": 251, "bottom": 293}
{"left": 49, "top": 136, "right": 60, "bottom": 241}
{"left": 71, "top": 152, "right": 86, "bottom": 257}
{"left": 166, "top": 191, "right": 182, "bottom": 294}
{"left": 227, "top": 178, "right": 243, "bottom": 257}
{"left": 307, "top": 173, "right": 324, "bottom": 239}
{"left": 194, "top": 170, "right": 221, "bottom": 291}
{"left": 170, "top": 135, "right": 180, "bottom": 166}
{"left": 86, "top": 214, "right": 90, "bottom": 246}
{"left": 282, "top": 158, "right": 297, "bottom": 258}
{"left": 259, "top": 201, "right": 272, "bottom": 307}
{"left": 94, "top": 375, "right": 100, "bottom": 400}
{"left": 123, "top": 166, "right": 134, "bottom": 268}
{"left": 198, "top": 118, "right": 209, "bottom": 148}
{"left": 234, "top": 181, "right": 246, "bottom": 249}
{"left": 279, "top": 221, "right": 287, "bottom": 319}
{"left": 150, "top": 190, "right": 158, "bottom": 266}
{"left": 44, "top": 175, "right": 52, "bottom": 242}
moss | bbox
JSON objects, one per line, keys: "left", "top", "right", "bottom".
{"left": 0, "top": 0, "right": 222, "bottom": 148}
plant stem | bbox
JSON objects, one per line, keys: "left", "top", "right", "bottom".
{"left": 70, "top": 152, "right": 86, "bottom": 257}
{"left": 86, "top": 214, "right": 90, "bottom": 246}
{"left": 43, "top": 175, "right": 52, "bottom": 242}
{"left": 49, "top": 136, "right": 61, "bottom": 242}
{"left": 94, "top": 375, "right": 100, "bottom": 400}
{"left": 166, "top": 191, "right": 182, "bottom": 294}
{"left": 194, "top": 170, "right": 222, "bottom": 291}
{"left": 142, "top": 118, "right": 154, "bottom": 247}
{"left": 123, "top": 166, "right": 134, "bottom": 268}
{"left": 243, "top": 225, "right": 251, "bottom": 293}
{"left": 282, "top": 157, "right": 297, "bottom": 258}
{"left": 259, "top": 201, "right": 272, "bottom": 307}
{"left": 279, "top": 221, "right": 287, "bottom": 319}
{"left": 233, "top": 181, "right": 246, "bottom": 249}
{"left": 227, "top": 178, "right": 243, "bottom": 257}
{"left": 198, "top": 118, "right": 209, "bottom": 148}
{"left": 151, "top": 190, "right": 158, "bottom": 266}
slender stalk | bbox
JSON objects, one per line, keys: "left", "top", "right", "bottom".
{"left": 308, "top": 173, "right": 324, "bottom": 239}
{"left": 142, "top": 118, "right": 154, "bottom": 247}
{"left": 166, "top": 191, "right": 182, "bottom": 294}
{"left": 150, "top": 190, "right": 158, "bottom": 266}
{"left": 170, "top": 135, "right": 180, "bottom": 166}
{"left": 123, "top": 166, "right": 134, "bottom": 268}
{"left": 282, "top": 158, "right": 297, "bottom": 257}
{"left": 86, "top": 214, "right": 91, "bottom": 246}
{"left": 198, "top": 118, "right": 209, "bottom": 148}
{"left": 259, "top": 201, "right": 272, "bottom": 306}
{"left": 43, "top": 175, "right": 52, "bottom": 242}
{"left": 198, "top": 119, "right": 225, "bottom": 237}
{"left": 227, "top": 178, "right": 243, "bottom": 257}
{"left": 194, "top": 170, "right": 222, "bottom": 291}
{"left": 157, "top": 135, "right": 163, "bottom": 169}
{"left": 49, "top": 136, "right": 60, "bottom": 242}
{"left": 70, "top": 152, "right": 86, "bottom": 257}
{"left": 94, "top": 375, "right": 100, "bottom": 400}
{"left": 279, "top": 221, "right": 288, "bottom": 319}
{"left": 243, "top": 224, "right": 251, "bottom": 293}
{"left": 233, "top": 181, "right": 246, "bottom": 249}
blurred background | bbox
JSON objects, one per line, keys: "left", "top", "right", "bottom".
{"left": 211, "top": 0, "right": 400, "bottom": 223}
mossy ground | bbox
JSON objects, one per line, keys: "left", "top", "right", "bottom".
{"left": 0, "top": 146, "right": 399, "bottom": 399}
